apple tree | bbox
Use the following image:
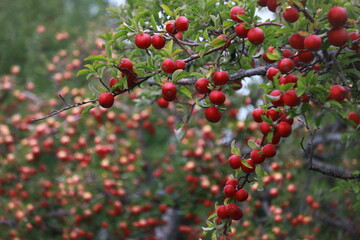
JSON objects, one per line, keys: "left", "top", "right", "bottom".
{"left": 1, "top": 0, "right": 360, "bottom": 239}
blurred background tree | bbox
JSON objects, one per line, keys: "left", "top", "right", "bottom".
{"left": 0, "top": 0, "right": 109, "bottom": 87}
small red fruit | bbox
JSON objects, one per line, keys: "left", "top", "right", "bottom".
{"left": 209, "top": 90, "right": 226, "bottom": 105}
{"left": 348, "top": 32, "right": 360, "bottom": 50}
{"left": 175, "top": 16, "right": 189, "bottom": 32}
{"left": 328, "top": 6, "right": 348, "bottom": 27}
{"left": 175, "top": 60, "right": 186, "bottom": 70}
{"left": 298, "top": 50, "right": 314, "bottom": 63}
{"left": 228, "top": 155, "right": 242, "bottom": 169}
{"left": 262, "top": 144, "right": 277, "bottom": 158}
{"left": 346, "top": 112, "right": 360, "bottom": 125}
{"left": 284, "top": 74, "right": 298, "bottom": 85}
{"left": 267, "top": 0, "right": 279, "bottom": 12}
{"left": 304, "top": 35, "right": 322, "bottom": 51}
{"left": 247, "top": 27, "right": 265, "bottom": 45}
{"left": 135, "top": 33, "right": 151, "bottom": 49}
{"left": 278, "top": 58, "right": 294, "bottom": 74}
{"left": 98, "top": 92, "right": 114, "bottom": 108}
{"left": 235, "top": 189, "right": 249, "bottom": 202}
{"left": 230, "top": 6, "right": 245, "bottom": 22}
{"left": 329, "top": 85, "right": 346, "bottom": 101}
{"left": 217, "top": 205, "right": 228, "bottom": 220}
{"left": 109, "top": 77, "right": 122, "bottom": 92}
{"left": 252, "top": 108, "right": 264, "bottom": 122}
{"left": 266, "top": 67, "right": 280, "bottom": 81}
{"left": 250, "top": 149, "right": 265, "bottom": 164}
{"left": 223, "top": 185, "right": 236, "bottom": 198}
{"left": 241, "top": 159, "right": 256, "bottom": 173}
{"left": 270, "top": 89, "right": 284, "bottom": 107}
{"left": 162, "top": 82, "right": 177, "bottom": 101}
{"left": 119, "top": 58, "right": 133, "bottom": 73}
{"left": 258, "top": 0, "right": 268, "bottom": 7}
{"left": 289, "top": 33, "right": 305, "bottom": 49}
{"left": 283, "top": 8, "right": 299, "bottom": 23}
{"left": 235, "top": 22, "right": 250, "bottom": 38}
{"left": 260, "top": 122, "right": 273, "bottom": 135}
{"left": 266, "top": 109, "right": 279, "bottom": 121}
{"left": 328, "top": 28, "right": 348, "bottom": 47}
{"left": 151, "top": 35, "right": 166, "bottom": 49}
{"left": 157, "top": 97, "right": 169, "bottom": 108}
{"left": 283, "top": 90, "right": 300, "bottom": 107}
{"left": 195, "top": 78, "right": 210, "bottom": 94}
{"left": 205, "top": 106, "right": 221, "bottom": 123}
{"left": 225, "top": 179, "right": 239, "bottom": 187}
{"left": 213, "top": 71, "right": 229, "bottom": 86}
{"left": 226, "top": 203, "right": 243, "bottom": 220}
{"left": 165, "top": 20, "right": 178, "bottom": 34}
{"left": 218, "top": 236, "right": 230, "bottom": 240}
{"left": 161, "top": 59, "right": 176, "bottom": 73}
{"left": 282, "top": 49, "right": 294, "bottom": 58}
{"left": 276, "top": 121, "right": 292, "bottom": 137}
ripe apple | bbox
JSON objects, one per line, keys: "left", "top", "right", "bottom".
{"left": 195, "top": 78, "right": 210, "bottom": 94}
{"left": 247, "top": 27, "right": 265, "bottom": 45}
{"left": 289, "top": 33, "right": 305, "bottom": 49}
{"left": 329, "top": 85, "right": 346, "bottom": 101}
{"left": 175, "top": 16, "right": 189, "bottom": 32}
{"left": 304, "top": 35, "right": 322, "bottom": 51}
{"left": 228, "top": 155, "right": 242, "bottom": 169}
{"left": 328, "top": 6, "right": 348, "bottom": 27}
{"left": 328, "top": 28, "right": 348, "bottom": 47}
{"left": 212, "top": 71, "right": 229, "bottom": 86}
{"left": 135, "top": 33, "right": 151, "bottom": 49}
{"left": 161, "top": 59, "right": 176, "bottom": 73}
{"left": 205, "top": 106, "right": 221, "bottom": 123}
{"left": 151, "top": 35, "right": 166, "bottom": 49}
{"left": 209, "top": 90, "right": 226, "bottom": 105}
{"left": 283, "top": 8, "right": 299, "bottom": 23}
{"left": 98, "top": 92, "right": 114, "bottom": 108}
{"left": 235, "top": 22, "right": 250, "bottom": 38}
{"left": 230, "top": 6, "right": 245, "bottom": 22}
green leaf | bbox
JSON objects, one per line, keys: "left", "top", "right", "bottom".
{"left": 237, "top": 14, "right": 252, "bottom": 23}
{"left": 76, "top": 69, "right": 91, "bottom": 77}
{"left": 179, "top": 86, "right": 192, "bottom": 99}
{"left": 210, "top": 38, "right": 226, "bottom": 48}
{"left": 160, "top": 4, "right": 173, "bottom": 17}
{"left": 247, "top": 139, "right": 260, "bottom": 149}
{"left": 81, "top": 105, "right": 95, "bottom": 117}
{"left": 241, "top": 159, "right": 254, "bottom": 169}
{"left": 175, "top": 122, "right": 184, "bottom": 130}
{"left": 150, "top": 15, "right": 158, "bottom": 31}
{"left": 296, "top": 87, "right": 306, "bottom": 96}
{"left": 203, "top": 28, "right": 210, "bottom": 40}
{"left": 85, "top": 55, "right": 108, "bottom": 62}
{"left": 255, "top": 164, "right": 266, "bottom": 181}
{"left": 222, "top": 20, "right": 234, "bottom": 30}
{"left": 266, "top": 48, "right": 281, "bottom": 61}
{"left": 172, "top": 69, "right": 184, "bottom": 82}
{"left": 265, "top": 94, "right": 280, "bottom": 101}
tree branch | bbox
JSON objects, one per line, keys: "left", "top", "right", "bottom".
{"left": 308, "top": 159, "right": 360, "bottom": 180}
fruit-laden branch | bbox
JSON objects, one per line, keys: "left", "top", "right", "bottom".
{"left": 148, "top": 65, "right": 268, "bottom": 86}
{"left": 30, "top": 65, "right": 268, "bottom": 122}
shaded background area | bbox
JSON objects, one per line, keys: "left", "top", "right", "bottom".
{"left": 0, "top": 0, "right": 115, "bottom": 87}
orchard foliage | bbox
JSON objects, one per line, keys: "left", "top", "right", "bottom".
{"left": 1, "top": 0, "right": 360, "bottom": 240}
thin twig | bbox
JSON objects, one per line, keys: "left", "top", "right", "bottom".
{"left": 59, "top": 94, "right": 70, "bottom": 107}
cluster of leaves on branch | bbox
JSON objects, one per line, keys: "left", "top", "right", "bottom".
{"left": 1, "top": 0, "right": 360, "bottom": 240}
